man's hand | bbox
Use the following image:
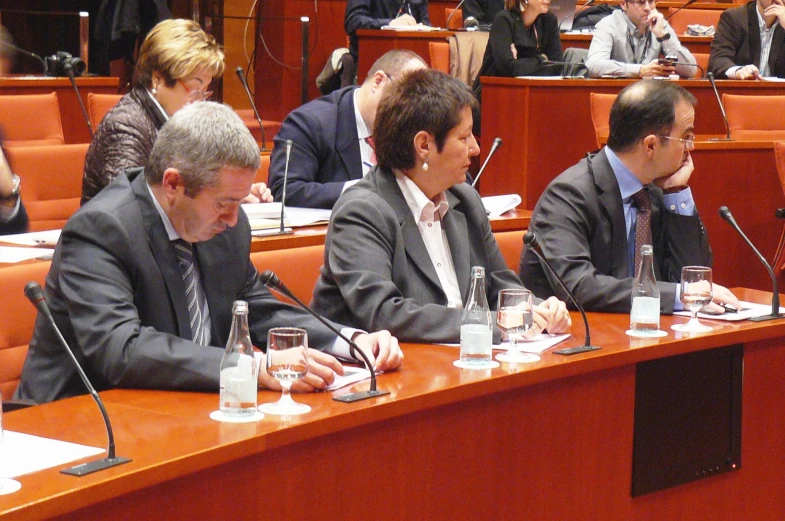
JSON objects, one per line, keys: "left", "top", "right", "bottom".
{"left": 734, "top": 64, "right": 761, "bottom": 80}
{"left": 647, "top": 9, "right": 667, "bottom": 38}
{"left": 352, "top": 330, "right": 403, "bottom": 371}
{"left": 656, "top": 151, "right": 694, "bottom": 189}
{"left": 529, "top": 296, "right": 572, "bottom": 337}
{"left": 640, "top": 59, "right": 675, "bottom": 78}
{"left": 684, "top": 281, "right": 741, "bottom": 314}
{"left": 389, "top": 13, "right": 417, "bottom": 26}
{"left": 258, "top": 348, "right": 344, "bottom": 392}
{"left": 241, "top": 182, "right": 273, "bottom": 204}
{"left": 764, "top": 0, "right": 785, "bottom": 30}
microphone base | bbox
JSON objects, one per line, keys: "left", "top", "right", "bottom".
{"left": 61, "top": 456, "right": 132, "bottom": 476}
{"left": 554, "top": 345, "right": 601, "bottom": 356}
{"left": 252, "top": 227, "right": 294, "bottom": 237}
{"left": 748, "top": 313, "right": 785, "bottom": 322}
{"left": 333, "top": 389, "right": 390, "bottom": 403}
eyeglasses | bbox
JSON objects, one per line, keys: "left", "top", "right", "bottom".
{"left": 658, "top": 134, "right": 695, "bottom": 150}
{"left": 178, "top": 79, "right": 213, "bottom": 101}
{"left": 626, "top": 0, "right": 656, "bottom": 7}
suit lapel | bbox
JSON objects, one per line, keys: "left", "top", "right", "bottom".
{"left": 375, "top": 170, "right": 445, "bottom": 296}
{"left": 748, "top": 2, "right": 762, "bottom": 64}
{"left": 335, "top": 88, "right": 364, "bottom": 181}
{"left": 131, "top": 172, "right": 193, "bottom": 341}
{"left": 591, "top": 152, "right": 629, "bottom": 279}
{"left": 442, "top": 191, "right": 471, "bottom": 300}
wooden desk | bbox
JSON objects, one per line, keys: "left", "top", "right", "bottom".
{"left": 560, "top": 33, "right": 713, "bottom": 55}
{"left": 2, "top": 288, "right": 784, "bottom": 520}
{"left": 479, "top": 77, "right": 785, "bottom": 290}
{"left": 0, "top": 76, "right": 120, "bottom": 144}
{"left": 357, "top": 28, "right": 454, "bottom": 79}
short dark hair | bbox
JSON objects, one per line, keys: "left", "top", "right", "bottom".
{"left": 363, "top": 49, "right": 427, "bottom": 84}
{"left": 607, "top": 80, "right": 697, "bottom": 153}
{"left": 374, "top": 69, "right": 478, "bottom": 170}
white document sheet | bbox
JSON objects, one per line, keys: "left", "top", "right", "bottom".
{"left": 326, "top": 366, "right": 381, "bottom": 391}
{"left": 674, "top": 301, "right": 785, "bottom": 322}
{"left": 482, "top": 194, "right": 522, "bottom": 218}
{"left": 0, "top": 229, "right": 61, "bottom": 247}
{"left": 0, "top": 431, "right": 104, "bottom": 478}
{"left": 0, "top": 246, "right": 55, "bottom": 263}
{"left": 441, "top": 333, "right": 571, "bottom": 354}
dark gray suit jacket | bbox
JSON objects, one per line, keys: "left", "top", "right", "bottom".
{"left": 709, "top": 1, "right": 785, "bottom": 79}
{"left": 268, "top": 86, "right": 363, "bottom": 209}
{"left": 311, "top": 167, "right": 522, "bottom": 344}
{"left": 519, "top": 149, "right": 712, "bottom": 313}
{"left": 17, "top": 169, "right": 339, "bottom": 403}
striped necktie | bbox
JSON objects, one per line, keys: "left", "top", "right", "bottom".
{"left": 173, "top": 239, "right": 210, "bottom": 345}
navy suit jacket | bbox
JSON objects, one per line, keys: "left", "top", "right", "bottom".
{"left": 267, "top": 86, "right": 364, "bottom": 209}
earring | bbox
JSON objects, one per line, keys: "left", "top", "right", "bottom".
{"left": 152, "top": 85, "right": 158, "bottom": 95}
{"left": 422, "top": 159, "right": 429, "bottom": 171}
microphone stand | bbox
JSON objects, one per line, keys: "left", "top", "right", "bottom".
{"left": 471, "top": 137, "right": 502, "bottom": 188}
{"left": 235, "top": 66, "right": 269, "bottom": 151}
{"left": 707, "top": 72, "right": 733, "bottom": 141}
{"left": 253, "top": 139, "right": 293, "bottom": 237}
{"left": 65, "top": 63, "right": 95, "bottom": 138}
{"left": 445, "top": 0, "right": 468, "bottom": 29}
{"left": 259, "top": 271, "right": 390, "bottom": 402}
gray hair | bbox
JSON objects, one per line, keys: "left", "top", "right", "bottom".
{"left": 146, "top": 101, "right": 260, "bottom": 195}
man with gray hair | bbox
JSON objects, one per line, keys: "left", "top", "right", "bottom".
{"left": 17, "top": 102, "right": 401, "bottom": 404}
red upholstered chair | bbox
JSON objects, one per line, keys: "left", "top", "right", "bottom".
{"left": 429, "top": 41, "right": 450, "bottom": 74}
{"left": 445, "top": 7, "right": 464, "bottom": 29}
{"left": 0, "top": 92, "right": 64, "bottom": 148}
{"left": 6, "top": 143, "right": 88, "bottom": 231}
{"left": 692, "top": 52, "right": 709, "bottom": 78}
{"left": 589, "top": 92, "right": 617, "bottom": 148}
{"left": 235, "top": 109, "right": 281, "bottom": 151}
{"left": 723, "top": 94, "right": 785, "bottom": 140}
{"left": 257, "top": 153, "right": 271, "bottom": 184}
{"left": 250, "top": 245, "right": 326, "bottom": 305}
{"left": 494, "top": 230, "right": 527, "bottom": 271}
{"left": 0, "top": 261, "right": 51, "bottom": 401}
{"left": 87, "top": 93, "right": 123, "bottom": 130}
{"left": 665, "top": 8, "right": 721, "bottom": 35}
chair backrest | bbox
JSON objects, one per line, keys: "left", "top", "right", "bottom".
{"left": 589, "top": 92, "right": 617, "bottom": 148}
{"left": 692, "top": 53, "right": 709, "bottom": 78}
{"left": 429, "top": 41, "right": 450, "bottom": 74}
{"left": 0, "top": 261, "right": 51, "bottom": 401}
{"left": 235, "top": 109, "right": 281, "bottom": 150}
{"left": 257, "top": 153, "right": 271, "bottom": 184}
{"left": 87, "top": 93, "right": 123, "bottom": 130}
{"left": 494, "top": 229, "right": 527, "bottom": 272}
{"left": 0, "top": 92, "right": 64, "bottom": 148}
{"left": 665, "top": 8, "right": 722, "bottom": 35}
{"left": 723, "top": 94, "right": 785, "bottom": 138}
{"left": 250, "top": 245, "right": 326, "bottom": 305}
{"left": 445, "top": 7, "right": 463, "bottom": 29}
{"left": 6, "top": 143, "right": 89, "bottom": 231}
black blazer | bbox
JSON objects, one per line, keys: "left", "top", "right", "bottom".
{"left": 709, "top": 1, "right": 785, "bottom": 78}
{"left": 463, "top": 0, "right": 505, "bottom": 26}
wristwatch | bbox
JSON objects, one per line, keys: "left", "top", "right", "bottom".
{"left": 0, "top": 173, "right": 20, "bottom": 201}
{"left": 656, "top": 33, "right": 671, "bottom": 43}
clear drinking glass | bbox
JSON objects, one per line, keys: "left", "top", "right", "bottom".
{"left": 258, "top": 327, "right": 312, "bottom": 416}
{"left": 495, "top": 289, "right": 540, "bottom": 364}
{"left": 672, "top": 266, "right": 714, "bottom": 333}
{"left": 0, "top": 396, "right": 23, "bottom": 495}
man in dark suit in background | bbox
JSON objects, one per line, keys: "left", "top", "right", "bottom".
{"left": 708, "top": 0, "right": 785, "bottom": 79}
{"left": 345, "top": 0, "right": 430, "bottom": 65}
{"left": 16, "top": 102, "right": 401, "bottom": 404}
{"left": 463, "top": 0, "right": 505, "bottom": 27}
{"left": 519, "top": 80, "right": 740, "bottom": 313}
{"left": 267, "top": 50, "right": 426, "bottom": 209}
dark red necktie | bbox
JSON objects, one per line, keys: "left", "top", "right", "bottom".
{"left": 365, "top": 136, "right": 377, "bottom": 166}
{"left": 632, "top": 189, "right": 652, "bottom": 277}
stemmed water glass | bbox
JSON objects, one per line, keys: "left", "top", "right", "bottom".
{"left": 495, "top": 289, "right": 540, "bottom": 364}
{"left": 672, "top": 266, "right": 714, "bottom": 333}
{"left": 0, "top": 396, "right": 22, "bottom": 495}
{"left": 258, "top": 327, "right": 312, "bottom": 416}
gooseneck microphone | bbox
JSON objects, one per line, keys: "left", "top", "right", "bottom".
{"left": 445, "top": 0, "right": 468, "bottom": 28}
{"left": 665, "top": 0, "right": 698, "bottom": 21}
{"left": 471, "top": 137, "right": 502, "bottom": 188}
{"left": 707, "top": 72, "right": 733, "bottom": 141}
{"left": 235, "top": 66, "right": 268, "bottom": 152}
{"left": 24, "top": 282, "right": 132, "bottom": 476}
{"left": 254, "top": 139, "right": 293, "bottom": 237}
{"left": 718, "top": 206, "right": 784, "bottom": 321}
{"left": 523, "top": 232, "right": 601, "bottom": 355}
{"left": 64, "top": 62, "right": 94, "bottom": 138}
{"left": 258, "top": 271, "right": 390, "bottom": 402}
{"left": 0, "top": 39, "right": 47, "bottom": 73}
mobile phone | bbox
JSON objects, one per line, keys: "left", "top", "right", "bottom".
{"left": 658, "top": 55, "right": 677, "bottom": 66}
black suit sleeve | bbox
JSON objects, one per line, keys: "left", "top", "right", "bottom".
{"left": 709, "top": 9, "right": 749, "bottom": 78}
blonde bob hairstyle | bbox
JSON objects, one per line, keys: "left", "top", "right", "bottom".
{"left": 133, "top": 19, "right": 225, "bottom": 90}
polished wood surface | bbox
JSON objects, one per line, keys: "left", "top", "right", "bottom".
{"left": 2, "top": 288, "right": 784, "bottom": 520}
{"left": 479, "top": 77, "right": 785, "bottom": 290}
{"left": 357, "top": 29, "right": 454, "bottom": 80}
{"left": 0, "top": 76, "right": 120, "bottom": 144}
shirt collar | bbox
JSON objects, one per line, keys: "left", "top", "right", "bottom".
{"left": 353, "top": 88, "right": 371, "bottom": 141}
{"left": 146, "top": 181, "right": 182, "bottom": 241}
{"left": 394, "top": 169, "right": 450, "bottom": 222}
{"left": 605, "top": 146, "right": 645, "bottom": 202}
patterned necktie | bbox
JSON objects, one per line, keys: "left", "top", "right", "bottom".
{"left": 632, "top": 189, "right": 652, "bottom": 277}
{"left": 173, "top": 239, "right": 209, "bottom": 345}
{"left": 365, "top": 136, "right": 377, "bottom": 166}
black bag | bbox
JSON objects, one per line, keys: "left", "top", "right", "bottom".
{"left": 572, "top": 5, "right": 618, "bottom": 31}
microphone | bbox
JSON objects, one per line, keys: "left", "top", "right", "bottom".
{"left": 24, "top": 282, "right": 132, "bottom": 476}
{"left": 464, "top": 16, "right": 480, "bottom": 29}
{"left": 64, "top": 62, "right": 94, "bottom": 138}
{"left": 254, "top": 139, "right": 293, "bottom": 237}
{"left": 445, "top": 0, "right": 468, "bottom": 29}
{"left": 523, "top": 232, "right": 601, "bottom": 355}
{"left": 0, "top": 39, "right": 47, "bottom": 73}
{"left": 558, "top": 0, "right": 596, "bottom": 32}
{"left": 665, "top": 0, "right": 698, "bottom": 21}
{"left": 471, "top": 137, "right": 502, "bottom": 188}
{"left": 258, "top": 270, "right": 390, "bottom": 402}
{"left": 707, "top": 72, "right": 733, "bottom": 141}
{"left": 718, "top": 206, "right": 784, "bottom": 321}
{"left": 235, "top": 66, "right": 268, "bottom": 152}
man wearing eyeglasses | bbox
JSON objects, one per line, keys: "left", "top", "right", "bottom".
{"left": 519, "top": 80, "right": 740, "bottom": 313}
{"left": 585, "top": 0, "right": 697, "bottom": 78}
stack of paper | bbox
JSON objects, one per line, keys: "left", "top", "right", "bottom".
{"left": 482, "top": 194, "right": 522, "bottom": 217}
{"left": 243, "top": 203, "right": 332, "bottom": 231}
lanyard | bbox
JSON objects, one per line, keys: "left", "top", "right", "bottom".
{"left": 627, "top": 30, "right": 652, "bottom": 65}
